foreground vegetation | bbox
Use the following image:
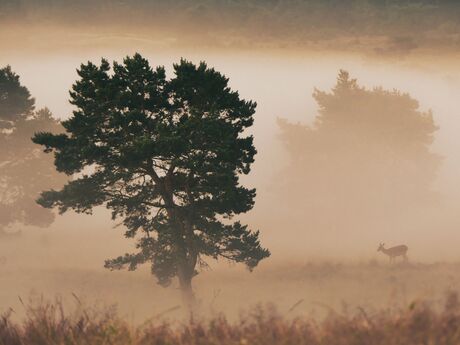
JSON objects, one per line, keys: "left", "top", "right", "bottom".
{"left": 1, "top": 293, "right": 460, "bottom": 345}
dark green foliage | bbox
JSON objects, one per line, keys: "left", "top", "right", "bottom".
{"left": 33, "top": 54, "right": 269, "bottom": 292}
{"left": 0, "top": 66, "right": 66, "bottom": 236}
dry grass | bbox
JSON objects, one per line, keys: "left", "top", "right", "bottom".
{"left": 4, "top": 260, "right": 460, "bottom": 323}
{"left": 1, "top": 293, "right": 460, "bottom": 345}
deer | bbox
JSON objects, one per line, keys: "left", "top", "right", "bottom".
{"left": 377, "top": 243, "right": 408, "bottom": 263}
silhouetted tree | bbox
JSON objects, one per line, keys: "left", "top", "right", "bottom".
{"left": 0, "top": 66, "right": 65, "bottom": 237}
{"left": 278, "top": 70, "right": 440, "bottom": 229}
{"left": 0, "top": 66, "right": 34, "bottom": 129}
{"left": 33, "top": 54, "right": 270, "bottom": 306}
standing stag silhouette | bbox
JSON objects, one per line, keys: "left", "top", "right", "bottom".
{"left": 377, "top": 243, "right": 408, "bottom": 263}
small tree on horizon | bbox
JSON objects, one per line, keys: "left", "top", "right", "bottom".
{"left": 33, "top": 54, "right": 270, "bottom": 306}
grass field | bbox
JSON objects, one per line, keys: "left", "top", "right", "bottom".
{"left": 3, "top": 231, "right": 460, "bottom": 342}
{"left": 2, "top": 260, "right": 460, "bottom": 323}
{"left": 1, "top": 291, "right": 460, "bottom": 345}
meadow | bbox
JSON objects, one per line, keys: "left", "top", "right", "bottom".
{"left": 2, "top": 259, "right": 460, "bottom": 321}
{"left": 1, "top": 264, "right": 460, "bottom": 344}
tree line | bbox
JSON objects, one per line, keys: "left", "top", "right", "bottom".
{"left": 3, "top": 1, "right": 460, "bottom": 54}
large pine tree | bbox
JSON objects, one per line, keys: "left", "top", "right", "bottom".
{"left": 33, "top": 54, "right": 269, "bottom": 306}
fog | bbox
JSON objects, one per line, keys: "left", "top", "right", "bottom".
{"left": 2, "top": 35, "right": 460, "bottom": 320}
{"left": 4, "top": 50, "right": 460, "bottom": 254}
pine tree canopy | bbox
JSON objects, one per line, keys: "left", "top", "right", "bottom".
{"left": 33, "top": 54, "right": 270, "bottom": 288}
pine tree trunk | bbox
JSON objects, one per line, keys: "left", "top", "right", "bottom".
{"left": 160, "top": 174, "right": 197, "bottom": 311}
{"left": 178, "top": 266, "right": 196, "bottom": 312}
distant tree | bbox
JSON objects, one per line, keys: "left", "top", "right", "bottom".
{"left": 278, "top": 70, "right": 440, "bottom": 228}
{"left": 0, "top": 66, "right": 66, "bottom": 237}
{"left": 0, "top": 66, "right": 34, "bottom": 129}
{"left": 33, "top": 54, "right": 270, "bottom": 306}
